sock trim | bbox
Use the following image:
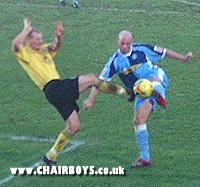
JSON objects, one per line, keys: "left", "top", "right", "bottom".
{"left": 134, "top": 123, "right": 147, "bottom": 132}
{"left": 152, "top": 81, "right": 162, "bottom": 88}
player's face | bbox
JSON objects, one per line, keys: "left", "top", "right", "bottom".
{"left": 118, "top": 36, "right": 132, "bottom": 54}
{"left": 28, "top": 32, "right": 43, "bottom": 51}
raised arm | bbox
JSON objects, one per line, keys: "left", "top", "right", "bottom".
{"left": 166, "top": 49, "right": 193, "bottom": 62}
{"left": 48, "top": 21, "right": 64, "bottom": 52}
{"left": 11, "top": 18, "right": 32, "bottom": 52}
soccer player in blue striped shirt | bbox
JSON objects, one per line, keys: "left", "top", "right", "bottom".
{"left": 84, "top": 30, "right": 193, "bottom": 167}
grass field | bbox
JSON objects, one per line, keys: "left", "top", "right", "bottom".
{"left": 0, "top": 0, "right": 200, "bottom": 186}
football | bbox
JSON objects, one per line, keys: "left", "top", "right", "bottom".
{"left": 133, "top": 79, "right": 153, "bottom": 97}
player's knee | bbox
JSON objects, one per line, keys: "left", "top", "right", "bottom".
{"left": 72, "top": 126, "right": 79, "bottom": 134}
{"left": 67, "top": 123, "right": 80, "bottom": 135}
{"left": 88, "top": 73, "right": 99, "bottom": 85}
{"left": 134, "top": 118, "right": 146, "bottom": 126}
{"left": 78, "top": 74, "right": 100, "bottom": 93}
{"left": 69, "top": 126, "right": 79, "bottom": 135}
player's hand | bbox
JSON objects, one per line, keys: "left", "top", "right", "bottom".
{"left": 23, "top": 18, "right": 32, "bottom": 34}
{"left": 184, "top": 52, "right": 193, "bottom": 62}
{"left": 83, "top": 98, "right": 94, "bottom": 110}
{"left": 55, "top": 21, "right": 64, "bottom": 37}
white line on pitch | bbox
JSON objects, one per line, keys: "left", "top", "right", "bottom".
{"left": 172, "top": 0, "right": 200, "bottom": 6}
{"left": 0, "top": 134, "right": 55, "bottom": 143}
{"left": 0, "top": 135, "right": 85, "bottom": 186}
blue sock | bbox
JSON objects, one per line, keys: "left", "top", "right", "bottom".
{"left": 135, "top": 129, "right": 150, "bottom": 160}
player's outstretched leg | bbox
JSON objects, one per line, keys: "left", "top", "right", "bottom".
{"left": 96, "top": 80, "right": 130, "bottom": 97}
{"left": 78, "top": 74, "right": 132, "bottom": 99}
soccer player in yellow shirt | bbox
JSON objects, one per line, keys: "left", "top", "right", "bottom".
{"left": 11, "top": 18, "right": 130, "bottom": 166}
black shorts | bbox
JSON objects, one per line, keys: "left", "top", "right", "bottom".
{"left": 43, "top": 77, "right": 80, "bottom": 120}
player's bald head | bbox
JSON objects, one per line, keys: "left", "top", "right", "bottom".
{"left": 117, "top": 30, "right": 133, "bottom": 54}
{"left": 118, "top": 30, "right": 133, "bottom": 41}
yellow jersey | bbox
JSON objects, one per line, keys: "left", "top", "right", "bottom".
{"left": 14, "top": 44, "right": 61, "bottom": 90}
